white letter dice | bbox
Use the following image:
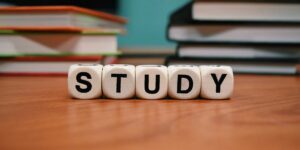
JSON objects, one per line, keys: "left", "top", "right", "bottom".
{"left": 68, "top": 64, "right": 235, "bottom": 100}
{"left": 168, "top": 65, "right": 201, "bottom": 99}
{"left": 102, "top": 64, "right": 135, "bottom": 99}
{"left": 200, "top": 66, "right": 234, "bottom": 99}
{"left": 136, "top": 65, "right": 168, "bottom": 99}
{"left": 68, "top": 64, "right": 103, "bottom": 99}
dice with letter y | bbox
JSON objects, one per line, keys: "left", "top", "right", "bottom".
{"left": 200, "top": 65, "right": 234, "bottom": 99}
{"left": 102, "top": 64, "right": 135, "bottom": 99}
{"left": 68, "top": 64, "right": 103, "bottom": 99}
{"left": 136, "top": 65, "right": 168, "bottom": 99}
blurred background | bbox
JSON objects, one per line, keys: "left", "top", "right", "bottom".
{"left": 0, "top": 0, "right": 299, "bottom": 75}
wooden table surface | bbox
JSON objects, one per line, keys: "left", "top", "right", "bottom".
{"left": 0, "top": 75, "right": 299, "bottom": 150}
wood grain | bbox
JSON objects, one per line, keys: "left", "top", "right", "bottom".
{"left": 0, "top": 75, "right": 299, "bottom": 150}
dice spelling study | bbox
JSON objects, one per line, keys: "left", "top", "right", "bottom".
{"left": 68, "top": 64, "right": 234, "bottom": 100}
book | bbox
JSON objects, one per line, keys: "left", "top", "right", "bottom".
{"left": 192, "top": 1, "right": 300, "bottom": 22}
{"left": 0, "top": 56, "right": 102, "bottom": 75}
{"left": 169, "top": 2, "right": 300, "bottom": 25}
{"left": 178, "top": 43, "right": 300, "bottom": 59}
{"left": 0, "top": 6, "right": 126, "bottom": 32}
{"left": 165, "top": 56, "right": 300, "bottom": 75}
{"left": 168, "top": 24, "right": 300, "bottom": 44}
{"left": 0, "top": 31, "right": 119, "bottom": 57}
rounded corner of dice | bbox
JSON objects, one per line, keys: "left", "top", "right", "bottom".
{"left": 68, "top": 64, "right": 234, "bottom": 100}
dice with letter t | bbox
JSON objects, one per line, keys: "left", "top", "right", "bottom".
{"left": 102, "top": 64, "right": 135, "bottom": 99}
{"left": 136, "top": 65, "right": 168, "bottom": 99}
{"left": 68, "top": 64, "right": 103, "bottom": 99}
{"left": 200, "top": 65, "right": 234, "bottom": 99}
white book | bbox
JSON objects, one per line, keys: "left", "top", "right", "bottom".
{"left": 169, "top": 25, "right": 300, "bottom": 43}
{"left": 178, "top": 44, "right": 300, "bottom": 59}
{"left": 0, "top": 33, "right": 117, "bottom": 56}
{"left": 193, "top": 2, "right": 300, "bottom": 22}
{"left": 0, "top": 56, "right": 102, "bottom": 75}
{"left": 0, "top": 13, "right": 123, "bottom": 30}
{"left": 168, "top": 59, "right": 299, "bottom": 75}
{"left": 0, "top": 61, "right": 100, "bottom": 74}
{"left": 0, "top": 6, "right": 126, "bottom": 33}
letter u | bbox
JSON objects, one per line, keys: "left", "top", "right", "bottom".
{"left": 144, "top": 74, "right": 160, "bottom": 94}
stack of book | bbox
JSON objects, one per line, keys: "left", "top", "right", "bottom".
{"left": 166, "top": 0, "right": 300, "bottom": 75}
{"left": 0, "top": 6, "right": 126, "bottom": 75}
